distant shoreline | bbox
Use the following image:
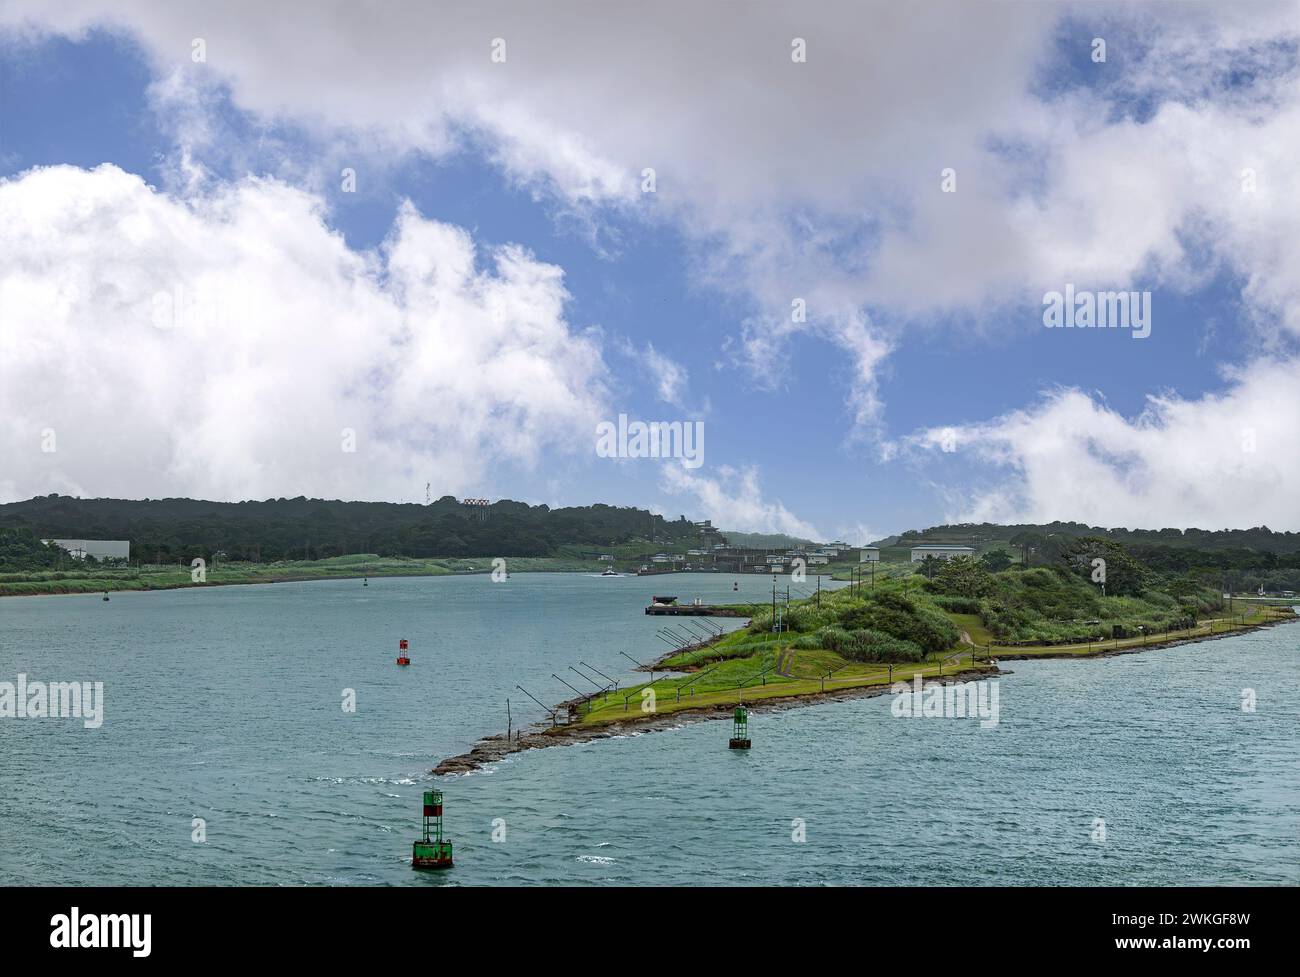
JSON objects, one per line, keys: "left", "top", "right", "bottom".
{"left": 0, "top": 564, "right": 605, "bottom": 598}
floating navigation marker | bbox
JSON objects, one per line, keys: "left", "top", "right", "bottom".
{"left": 102, "top": 592, "right": 110, "bottom": 602}
{"left": 412, "top": 789, "right": 454, "bottom": 869}
{"left": 729, "top": 705, "right": 751, "bottom": 749}
{"left": 396, "top": 638, "right": 410, "bottom": 667}
{"left": 363, "top": 576, "right": 368, "bottom": 587}
{"left": 733, "top": 581, "right": 738, "bottom": 591}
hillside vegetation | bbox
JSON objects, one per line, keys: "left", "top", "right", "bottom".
{"left": 748, "top": 537, "right": 1263, "bottom": 653}
{"left": 0, "top": 495, "right": 703, "bottom": 565}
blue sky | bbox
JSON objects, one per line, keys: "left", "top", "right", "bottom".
{"left": 2, "top": 3, "right": 1298, "bottom": 539}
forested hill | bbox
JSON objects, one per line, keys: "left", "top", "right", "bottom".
{"left": 890, "top": 521, "right": 1300, "bottom": 555}
{"left": 0, "top": 495, "right": 702, "bottom": 562}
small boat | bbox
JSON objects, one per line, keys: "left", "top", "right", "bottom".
{"left": 601, "top": 567, "right": 620, "bottom": 577}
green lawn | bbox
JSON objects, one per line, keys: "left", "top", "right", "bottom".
{"left": 948, "top": 612, "right": 995, "bottom": 646}
{"left": 577, "top": 638, "right": 986, "bottom": 725}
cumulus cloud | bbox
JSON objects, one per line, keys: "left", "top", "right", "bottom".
{"left": 0, "top": 0, "right": 1052, "bottom": 430}
{"left": 6, "top": 1, "right": 1297, "bottom": 426}
{"left": 902, "top": 357, "right": 1300, "bottom": 530}
{"left": 3, "top": 1, "right": 1300, "bottom": 528}
{"left": 0, "top": 164, "right": 606, "bottom": 502}
{"left": 659, "top": 464, "right": 821, "bottom": 540}
{"left": 3, "top": 5, "right": 1298, "bottom": 374}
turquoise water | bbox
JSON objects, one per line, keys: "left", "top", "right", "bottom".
{"left": 1, "top": 574, "right": 1296, "bottom": 885}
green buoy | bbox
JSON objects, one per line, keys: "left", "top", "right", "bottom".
{"left": 729, "top": 705, "right": 751, "bottom": 749}
{"left": 412, "top": 789, "right": 453, "bottom": 869}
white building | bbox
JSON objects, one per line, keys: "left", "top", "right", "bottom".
{"left": 909, "top": 544, "right": 975, "bottom": 562}
{"left": 44, "top": 539, "right": 131, "bottom": 561}
{"left": 860, "top": 547, "right": 880, "bottom": 562}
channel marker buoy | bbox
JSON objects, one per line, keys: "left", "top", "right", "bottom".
{"left": 411, "top": 789, "right": 454, "bottom": 869}
{"left": 729, "top": 705, "right": 751, "bottom": 749}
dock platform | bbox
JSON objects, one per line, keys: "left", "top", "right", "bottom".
{"left": 644, "top": 604, "right": 747, "bottom": 617}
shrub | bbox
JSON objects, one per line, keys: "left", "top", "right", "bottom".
{"left": 836, "top": 592, "right": 959, "bottom": 653}
{"left": 931, "top": 595, "right": 982, "bottom": 614}
{"left": 787, "top": 604, "right": 839, "bottom": 633}
{"left": 815, "top": 626, "right": 925, "bottom": 663}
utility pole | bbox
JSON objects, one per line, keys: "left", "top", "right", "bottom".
{"left": 816, "top": 574, "right": 821, "bottom": 607}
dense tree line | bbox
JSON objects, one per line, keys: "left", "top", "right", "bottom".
{"left": 0, "top": 527, "right": 66, "bottom": 569}
{"left": 0, "top": 495, "right": 700, "bottom": 566}
{"left": 898, "top": 521, "right": 1300, "bottom": 554}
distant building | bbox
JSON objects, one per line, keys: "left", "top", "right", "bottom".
{"left": 694, "top": 520, "right": 727, "bottom": 546}
{"left": 651, "top": 553, "right": 670, "bottom": 563}
{"left": 598, "top": 554, "right": 614, "bottom": 562}
{"left": 860, "top": 547, "right": 880, "bottom": 562}
{"left": 45, "top": 539, "right": 130, "bottom": 561}
{"left": 909, "top": 544, "right": 974, "bottom": 562}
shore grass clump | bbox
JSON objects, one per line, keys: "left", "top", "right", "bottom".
{"left": 807, "top": 625, "right": 925, "bottom": 662}
{"left": 930, "top": 594, "right": 982, "bottom": 614}
{"left": 786, "top": 603, "right": 839, "bottom": 633}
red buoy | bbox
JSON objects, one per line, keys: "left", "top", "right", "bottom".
{"left": 397, "top": 638, "right": 411, "bottom": 666}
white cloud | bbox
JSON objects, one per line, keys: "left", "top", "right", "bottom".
{"left": 0, "top": 164, "right": 607, "bottom": 502}
{"left": 3, "top": 1, "right": 1300, "bottom": 527}
{"left": 0, "top": 0, "right": 1059, "bottom": 430}
{"left": 637, "top": 342, "right": 689, "bottom": 409}
{"left": 7, "top": 1, "right": 1295, "bottom": 427}
{"left": 659, "top": 464, "right": 821, "bottom": 540}
{"left": 836, "top": 523, "right": 881, "bottom": 548}
{"left": 903, "top": 357, "right": 1300, "bottom": 530}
